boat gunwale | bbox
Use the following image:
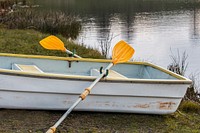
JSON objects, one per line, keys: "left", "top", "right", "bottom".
{"left": 0, "top": 53, "right": 192, "bottom": 84}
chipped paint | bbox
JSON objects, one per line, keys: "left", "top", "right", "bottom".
{"left": 134, "top": 104, "right": 150, "bottom": 108}
{"left": 158, "top": 102, "right": 176, "bottom": 110}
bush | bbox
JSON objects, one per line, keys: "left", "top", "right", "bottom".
{"left": 167, "top": 50, "right": 188, "bottom": 76}
{"left": 0, "top": 0, "right": 14, "bottom": 16}
{"left": 1, "top": 9, "right": 81, "bottom": 39}
{"left": 167, "top": 50, "right": 200, "bottom": 103}
{"left": 179, "top": 101, "right": 200, "bottom": 113}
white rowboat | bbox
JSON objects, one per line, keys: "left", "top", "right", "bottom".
{"left": 0, "top": 53, "right": 191, "bottom": 114}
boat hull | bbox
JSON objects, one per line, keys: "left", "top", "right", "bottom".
{"left": 0, "top": 73, "right": 188, "bottom": 114}
{"left": 0, "top": 53, "right": 192, "bottom": 114}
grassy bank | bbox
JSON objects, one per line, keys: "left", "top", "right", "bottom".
{"left": 0, "top": 27, "right": 200, "bottom": 133}
{"left": 0, "top": 27, "right": 103, "bottom": 58}
{"left": 0, "top": 101, "right": 199, "bottom": 133}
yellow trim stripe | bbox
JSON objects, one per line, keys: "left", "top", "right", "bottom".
{"left": 0, "top": 53, "right": 192, "bottom": 84}
{"left": 143, "top": 62, "right": 189, "bottom": 80}
{"left": 0, "top": 68, "right": 192, "bottom": 84}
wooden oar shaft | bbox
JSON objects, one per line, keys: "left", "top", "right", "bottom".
{"left": 46, "top": 63, "right": 113, "bottom": 133}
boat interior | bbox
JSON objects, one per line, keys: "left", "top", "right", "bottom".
{"left": 0, "top": 54, "right": 183, "bottom": 80}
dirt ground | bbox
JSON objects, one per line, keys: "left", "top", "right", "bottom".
{"left": 0, "top": 109, "right": 138, "bottom": 133}
{"left": 0, "top": 108, "right": 200, "bottom": 133}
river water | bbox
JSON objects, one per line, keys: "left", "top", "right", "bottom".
{"left": 35, "top": 0, "right": 200, "bottom": 78}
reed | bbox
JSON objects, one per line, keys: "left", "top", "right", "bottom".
{"left": 1, "top": 9, "right": 81, "bottom": 39}
{"left": 186, "top": 73, "right": 200, "bottom": 102}
{"left": 167, "top": 50, "right": 200, "bottom": 103}
{"left": 0, "top": 0, "right": 14, "bottom": 16}
{"left": 167, "top": 50, "right": 188, "bottom": 76}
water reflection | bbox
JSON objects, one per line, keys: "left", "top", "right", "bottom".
{"left": 191, "top": 8, "right": 200, "bottom": 40}
{"left": 34, "top": 0, "right": 200, "bottom": 75}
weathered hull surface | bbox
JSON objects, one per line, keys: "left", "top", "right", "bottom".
{"left": 0, "top": 53, "right": 192, "bottom": 114}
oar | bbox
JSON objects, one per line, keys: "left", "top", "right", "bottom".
{"left": 45, "top": 40, "right": 135, "bottom": 133}
{"left": 39, "top": 35, "right": 82, "bottom": 58}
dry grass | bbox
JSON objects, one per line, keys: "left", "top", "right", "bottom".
{"left": 0, "top": 101, "right": 200, "bottom": 133}
{"left": 1, "top": 9, "right": 81, "bottom": 39}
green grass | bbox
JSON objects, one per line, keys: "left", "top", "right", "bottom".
{"left": 0, "top": 101, "right": 199, "bottom": 133}
{"left": 179, "top": 101, "right": 200, "bottom": 113}
{"left": 0, "top": 27, "right": 104, "bottom": 58}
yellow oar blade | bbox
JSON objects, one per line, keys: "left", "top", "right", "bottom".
{"left": 39, "top": 35, "right": 66, "bottom": 51}
{"left": 112, "top": 40, "right": 135, "bottom": 64}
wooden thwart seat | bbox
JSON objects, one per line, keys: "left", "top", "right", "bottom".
{"left": 12, "top": 64, "right": 44, "bottom": 73}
